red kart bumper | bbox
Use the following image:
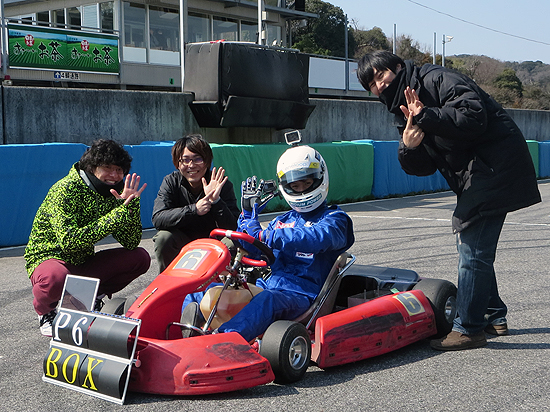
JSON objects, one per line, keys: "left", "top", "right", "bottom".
{"left": 312, "top": 290, "right": 436, "bottom": 368}
{"left": 129, "top": 332, "right": 274, "bottom": 395}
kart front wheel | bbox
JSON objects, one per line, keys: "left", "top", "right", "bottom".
{"left": 259, "top": 321, "right": 311, "bottom": 384}
{"left": 101, "top": 296, "right": 138, "bottom": 316}
{"left": 412, "top": 278, "right": 457, "bottom": 338}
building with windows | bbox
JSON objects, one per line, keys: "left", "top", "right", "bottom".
{"left": 2, "top": 0, "right": 316, "bottom": 89}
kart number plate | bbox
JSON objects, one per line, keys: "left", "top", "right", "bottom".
{"left": 393, "top": 292, "right": 426, "bottom": 316}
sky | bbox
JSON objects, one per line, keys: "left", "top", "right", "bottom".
{"left": 331, "top": 0, "right": 550, "bottom": 64}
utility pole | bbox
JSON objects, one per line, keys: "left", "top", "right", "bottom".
{"left": 393, "top": 24, "right": 396, "bottom": 54}
{"left": 257, "top": 0, "right": 265, "bottom": 45}
{"left": 345, "top": 14, "right": 349, "bottom": 92}
{"left": 179, "top": 0, "right": 187, "bottom": 91}
{"left": 433, "top": 32, "right": 436, "bottom": 65}
{"left": 442, "top": 34, "right": 453, "bottom": 68}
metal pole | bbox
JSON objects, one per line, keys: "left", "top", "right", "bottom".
{"left": 433, "top": 32, "right": 436, "bottom": 65}
{"left": 344, "top": 14, "right": 349, "bottom": 92}
{"left": 257, "top": 0, "right": 264, "bottom": 45}
{"left": 393, "top": 24, "right": 396, "bottom": 54}
{"left": 179, "top": 0, "right": 187, "bottom": 91}
{"left": 442, "top": 34, "right": 445, "bottom": 67}
{"left": 1, "top": 0, "right": 6, "bottom": 77}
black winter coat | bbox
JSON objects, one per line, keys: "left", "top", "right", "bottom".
{"left": 152, "top": 169, "right": 240, "bottom": 238}
{"left": 381, "top": 61, "right": 541, "bottom": 232}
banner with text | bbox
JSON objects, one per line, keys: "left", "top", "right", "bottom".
{"left": 8, "top": 24, "right": 119, "bottom": 73}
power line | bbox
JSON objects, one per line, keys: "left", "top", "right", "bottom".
{"left": 406, "top": 0, "right": 550, "bottom": 47}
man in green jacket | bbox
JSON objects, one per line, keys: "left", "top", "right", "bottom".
{"left": 25, "top": 139, "right": 151, "bottom": 336}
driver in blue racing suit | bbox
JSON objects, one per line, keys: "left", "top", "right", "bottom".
{"left": 182, "top": 145, "right": 354, "bottom": 342}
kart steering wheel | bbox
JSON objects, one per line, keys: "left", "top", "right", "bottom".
{"left": 210, "top": 229, "right": 275, "bottom": 267}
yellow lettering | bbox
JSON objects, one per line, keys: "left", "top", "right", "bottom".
{"left": 45, "top": 348, "right": 63, "bottom": 378}
{"left": 82, "top": 357, "right": 104, "bottom": 390}
{"left": 62, "top": 353, "right": 80, "bottom": 384}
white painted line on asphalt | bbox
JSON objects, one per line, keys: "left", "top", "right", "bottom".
{"left": 351, "top": 215, "right": 450, "bottom": 223}
{"left": 351, "top": 215, "right": 550, "bottom": 227}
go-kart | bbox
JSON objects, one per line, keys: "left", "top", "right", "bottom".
{"left": 100, "top": 228, "right": 457, "bottom": 396}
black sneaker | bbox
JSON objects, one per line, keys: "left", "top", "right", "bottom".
{"left": 180, "top": 302, "right": 202, "bottom": 338}
{"left": 39, "top": 310, "right": 57, "bottom": 337}
{"left": 94, "top": 294, "right": 106, "bottom": 312}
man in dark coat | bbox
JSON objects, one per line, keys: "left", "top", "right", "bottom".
{"left": 152, "top": 134, "right": 240, "bottom": 273}
{"left": 357, "top": 51, "right": 541, "bottom": 350}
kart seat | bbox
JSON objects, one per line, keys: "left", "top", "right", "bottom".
{"left": 294, "top": 252, "right": 355, "bottom": 331}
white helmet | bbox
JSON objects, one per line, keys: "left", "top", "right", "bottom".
{"left": 277, "top": 145, "right": 329, "bottom": 213}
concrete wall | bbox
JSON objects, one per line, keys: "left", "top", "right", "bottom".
{"left": 2, "top": 87, "right": 200, "bottom": 145}
{"left": 1, "top": 86, "right": 550, "bottom": 145}
{"left": 507, "top": 109, "right": 550, "bottom": 141}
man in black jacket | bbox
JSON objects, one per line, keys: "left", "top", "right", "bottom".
{"left": 152, "top": 134, "right": 240, "bottom": 273}
{"left": 357, "top": 51, "right": 541, "bottom": 350}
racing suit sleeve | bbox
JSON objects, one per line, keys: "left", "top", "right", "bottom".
{"left": 267, "top": 209, "right": 353, "bottom": 254}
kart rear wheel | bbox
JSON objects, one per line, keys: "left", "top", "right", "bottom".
{"left": 259, "top": 320, "right": 311, "bottom": 384}
{"left": 413, "top": 278, "right": 457, "bottom": 338}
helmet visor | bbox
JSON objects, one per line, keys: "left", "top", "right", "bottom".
{"left": 279, "top": 168, "right": 323, "bottom": 195}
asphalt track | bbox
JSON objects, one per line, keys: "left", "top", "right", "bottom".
{"left": 1, "top": 181, "right": 549, "bottom": 412}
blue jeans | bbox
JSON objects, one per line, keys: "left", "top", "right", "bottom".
{"left": 453, "top": 214, "right": 507, "bottom": 335}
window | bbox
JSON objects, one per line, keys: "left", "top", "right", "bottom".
{"left": 19, "top": 15, "right": 34, "bottom": 25}
{"left": 67, "top": 7, "right": 81, "bottom": 29}
{"left": 100, "top": 2, "right": 114, "bottom": 33}
{"left": 188, "top": 12, "right": 210, "bottom": 43}
{"left": 124, "top": 2, "right": 146, "bottom": 48}
{"left": 267, "top": 24, "right": 282, "bottom": 46}
{"left": 213, "top": 16, "right": 237, "bottom": 41}
{"left": 37, "top": 11, "right": 50, "bottom": 27}
{"left": 149, "top": 6, "right": 179, "bottom": 51}
{"left": 241, "top": 21, "right": 257, "bottom": 42}
{"left": 265, "top": 0, "right": 285, "bottom": 6}
{"left": 53, "top": 9, "right": 65, "bottom": 28}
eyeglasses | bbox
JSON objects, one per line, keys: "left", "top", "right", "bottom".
{"left": 179, "top": 156, "right": 204, "bottom": 166}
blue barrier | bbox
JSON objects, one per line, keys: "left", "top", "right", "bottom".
{"left": 2, "top": 140, "right": 547, "bottom": 248}
{"left": 359, "top": 140, "right": 449, "bottom": 198}
{"left": 125, "top": 143, "right": 177, "bottom": 229}
{"left": 540, "top": 141, "right": 550, "bottom": 178}
{"left": 0, "top": 143, "right": 88, "bottom": 247}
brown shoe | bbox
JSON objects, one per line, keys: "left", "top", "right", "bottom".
{"left": 430, "top": 330, "right": 487, "bottom": 351}
{"left": 484, "top": 323, "right": 509, "bottom": 336}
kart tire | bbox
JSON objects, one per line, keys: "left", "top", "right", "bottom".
{"left": 412, "top": 278, "right": 457, "bottom": 338}
{"left": 123, "top": 295, "right": 138, "bottom": 316}
{"left": 102, "top": 296, "right": 138, "bottom": 316}
{"left": 100, "top": 297, "right": 127, "bottom": 315}
{"left": 259, "top": 320, "right": 311, "bottom": 384}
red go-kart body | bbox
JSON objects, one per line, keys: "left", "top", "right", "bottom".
{"left": 124, "top": 231, "right": 456, "bottom": 395}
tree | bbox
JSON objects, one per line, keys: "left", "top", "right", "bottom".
{"left": 493, "top": 68, "right": 523, "bottom": 98}
{"left": 394, "top": 35, "right": 431, "bottom": 66}
{"left": 351, "top": 25, "right": 389, "bottom": 59}
{"left": 291, "top": 0, "right": 355, "bottom": 58}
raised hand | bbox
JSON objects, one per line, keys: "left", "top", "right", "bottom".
{"left": 111, "top": 173, "right": 147, "bottom": 206}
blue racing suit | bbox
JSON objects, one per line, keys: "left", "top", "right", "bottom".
{"left": 217, "top": 202, "right": 354, "bottom": 341}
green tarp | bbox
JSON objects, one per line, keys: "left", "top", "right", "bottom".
{"left": 211, "top": 141, "right": 374, "bottom": 212}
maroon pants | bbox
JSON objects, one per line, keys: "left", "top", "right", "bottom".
{"left": 30, "top": 247, "right": 151, "bottom": 315}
